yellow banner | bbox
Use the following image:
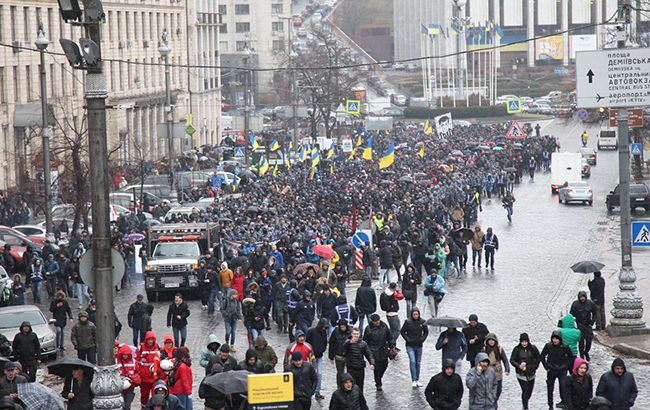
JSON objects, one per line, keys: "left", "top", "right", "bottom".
{"left": 248, "top": 373, "right": 294, "bottom": 404}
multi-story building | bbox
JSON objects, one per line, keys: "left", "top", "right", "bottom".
{"left": 218, "top": 0, "right": 291, "bottom": 105}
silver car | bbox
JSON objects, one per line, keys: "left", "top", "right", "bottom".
{"left": 558, "top": 181, "right": 593, "bottom": 205}
{"left": 0, "top": 305, "right": 58, "bottom": 360}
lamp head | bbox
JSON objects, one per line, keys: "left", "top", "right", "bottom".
{"left": 159, "top": 29, "right": 171, "bottom": 57}
{"left": 35, "top": 24, "right": 49, "bottom": 51}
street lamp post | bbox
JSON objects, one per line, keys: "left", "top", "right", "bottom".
{"left": 35, "top": 24, "right": 53, "bottom": 240}
{"left": 159, "top": 29, "right": 177, "bottom": 201}
{"left": 279, "top": 14, "right": 300, "bottom": 147}
{"left": 453, "top": 0, "right": 467, "bottom": 105}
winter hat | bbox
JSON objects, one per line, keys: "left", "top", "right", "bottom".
{"left": 388, "top": 282, "right": 397, "bottom": 289}
{"left": 3, "top": 362, "right": 16, "bottom": 370}
{"left": 220, "top": 344, "right": 231, "bottom": 353}
{"left": 370, "top": 313, "right": 381, "bottom": 321}
{"left": 295, "top": 330, "right": 305, "bottom": 339}
{"left": 291, "top": 351, "right": 303, "bottom": 361}
{"left": 485, "top": 332, "right": 498, "bottom": 342}
{"left": 78, "top": 311, "right": 89, "bottom": 318}
{"left": 441, "top": 358, "right": 455, "bottom": 371}
{"left": 519, "top": 333, "right": 530, "bottom": 342}
{"left": 468, "top": 314, "right": 478, "bottom": 322}
{"left": 337, "top": 318, "right": 348, "bottom": 326}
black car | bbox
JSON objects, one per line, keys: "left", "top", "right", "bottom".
{"left": 606, "top": 183, "right": 650, "bottom": 212}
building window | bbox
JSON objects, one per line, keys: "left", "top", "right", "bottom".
{"left": 149, "top": 13, "right": 154, "bottom": 40}
{"left": 117, "top": 11, "right": 122, "bottom": 40}
{"left": 49, "top": 64, "right": 54, "bottom": 98}
{"left": 134, "top": 12, "right": 139, "bottom": 41}
{"left": 236, "top": 41, "right": 248, "bottom": 51}
{"left": 0, "top": 68, "right": 5, "bottom": 103}
{"left": 12, "top": 67, "right": 18, "bottom": 102}
{"left": 271, "top": 4, "right": 283, "bottom": 15}
{"left": 25, "top": 66, "right": 31, "bottom": 101}
{"left": 219, "top": 24, "right": 227, "bottom": 33}
{"left": 107, "top": 11, "right": 112, "bottom": 41}
{"left": 272, "top": 40, "right": 284, "bottom": 51}
{"left": 235, "top": 4, "right": 250, "bottom": 15}
{"left": 60, "top": 64, "right": 66, "bottom": 96}
{"left": 47, "top": 8, "right": 53, "bottom": 38}
{"left": 0, "top": 7, "right": 4, "bottom": 42}
{"left": 235, "top": 22, "right": 250, "bottom": 33}
{"left": 10, "top": 7, "right": 16, "bottom": 42}
{"left": 218, "top": 5, "right": 227, "bottom": 15}
{"left": 219, "top": 41, "right": 228, "bottom": 52}
{"left": 142, "top": 12, "right": 146, "bottom": 41}
{"left": 125, "top": 12, "right": 130, "bottom": 39}
{"left": 272, "top": 21, "right": 284, "bottom": 32}
{"left": 23, "top": 7, "right": 29, "bottom": 42}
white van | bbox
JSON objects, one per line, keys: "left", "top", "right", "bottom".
{"left": 551, "top": 152, "right": 582, "bottom": 193}
{"left": 597, "top": 128, "right": 618, "bottom": 150}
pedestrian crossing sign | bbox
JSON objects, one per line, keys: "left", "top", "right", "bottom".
{"left": 632, "top": 221, "right": 650, "bottom": 246}
{"left": 506, "top": 98, "right": 522, "bottom": 114}
{"left": 505, "top": 120, "right": 526, "bottom": 139}
{"left": 234, "top": 147, "right": 245, "bottom": 158}
{"left": 631, "top": 143, "right": 642, "bottom": 156}
{"left": 346, "top": 99, "right": 361, "bottom": 115}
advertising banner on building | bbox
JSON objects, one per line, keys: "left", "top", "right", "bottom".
{"left": 535, "top": 36, "right": 564, "bottom": 60}
{"left": 569, "top": 34, "right": 597, "bottom": 59}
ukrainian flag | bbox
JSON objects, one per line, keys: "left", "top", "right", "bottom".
{"left": 299, "top": 146, "right": 307, "bottom": 162}
{"left": 494, "top": 24, "right": 504, "bottom": 41}
{"left": 312, "top": 147, "right": 320, "bottom": 168}
{"left": 356, "top": 135, "right": 363, "bottom": 147}
{"left": 348, "top": 148, "right": 356, "bottom": 160}
{"left": 284, "top": 150, "right": 291, "bottom": 170}
{"left": 326, "top": 147, "right": 334, "bottom": 160}
{"left": 362, "top": 136, "right": 373, "bottom": 160}
{"left": 379, "top": 142, "right": 395, "bottom": 169}
{"left": 249, "top": 134, "right": 260, "bottom": 150}
{"left": 289, "top": 141, "right": 294, "bottom": 152}
{"left": 418, "top": 144, "right": 425, "bottom": 158}
{"left": 273, "top": 164, "right": 279, "bottom": 177}
{"left": 424, "top": 117, "right": 433, "bottom": 135}
{"left": 450, "top": 22, "right": 460, "bottom": 36}
{"left": 269, "top": 138, "right": 280, "bottom": 151}
{"left": 258, "top": 155, "right": 269, "bottom": 176}
{"left": 428, "top": 23, "right": 440, "bottom": 36}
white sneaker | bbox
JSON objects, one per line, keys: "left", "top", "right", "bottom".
{"left": 416, "top": 381, "right": 423, "bottom": 387}
{"left": 412, "top": 381, "right": 418, "bottom": 388}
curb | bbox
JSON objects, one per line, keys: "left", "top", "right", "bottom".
{"left": 611, "top": 343, "right": 650, "bottom": 361}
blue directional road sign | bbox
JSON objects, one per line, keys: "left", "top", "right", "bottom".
{"left": 506, "top": 98, "right": 521, "bottom": 114}
{"left": 577, "top": 109, "right": 588, "bottom": 121}
{"left": 346, "top": 99, "right": 361, "bottom": 115}
{"left": 352, "top": 231, "right": 370, "bottom": 249}
{"left": 632, "top": 221, "right": 650, "bottom": 246}
{"left": 234, "top": 147, "right": 246, "bottom": 157}
{"left": 631, "top": 143, "right": 643, "bottom": 156}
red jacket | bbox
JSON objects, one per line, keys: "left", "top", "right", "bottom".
{"left": 136, "top": 331, "right": 161, "bottom": 383}
{"left": 116, "top": 344, "right": 139, "bottom": 390}
{"left": 232, "top": 274, "right": 245, "bottom": 302}
{"left": 169, "top": 362, "right": 192, "bottom": 396}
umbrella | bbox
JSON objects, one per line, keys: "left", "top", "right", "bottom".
{"left": 426, "top": 316, "right": 469, "bottom": 328}
{"left": 570, "top": 260, "right": 605, "bottom": 274}
{"left": 492, "top": 146, "right": 504, "bottom": 151}
{"left": 478, "top": 145, "right": 491, "bottom": 150}
{"left": 239, "top": 169, "right": 257, "bottom": 179}
{"left": 123, "top": 233, "right": 145, "bottom": 242}
{"left": 451, "top": 150, "right": 464, "bottom": 156}
{"left": 380, "top": 180, "right": 392, "bottom": 186}
{"left": 312, "top": 245, "right": 336, "bottom": 259}
{"left": 201, "top": 370, "right": 250, "bottom": 394}
{"left": 294, "top": 263, "right": 320, "bottom": 276}
{"left": 17, "top": 383, "right": 66, "bottom": 410}
{"left": 47, "top": 357, "right": 95, "bottom": 379}
{"left": 142, "top": 219, "right": 161, "bottom": 227}
{"left": 246, "top": 206, "right": 260, "bottom": 214}
{"left": 451, "top": 228, "right": 474, "bottom": 240}
{"left": 504, "top": 167, "right": 516, "bottom": 172}
{"left": 512, "top": 143, "right": 523, "bottom": 148}
{"left": 398, "top": 176, "right": 413, "bottom": 183}
{"left": 218, "top": 217, "right": 233, "bottom": 223}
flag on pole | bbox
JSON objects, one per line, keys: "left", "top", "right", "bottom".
{"left": 289, "top": 141, "right": 294, "bottom": 151}
{"left": 428, "top": 23, "right": 441, "bottom": 36}
{"left": 284, "top": 151, "right": 291, "bottom": 170}
{"left": 258, "top": 155, "right": 269, "bottom": 176}
{"left": 494, "top": 24, "right": 504, "bottom": 41}
{"left": 269, "top": 138, "right": 280, "bottom": 151}
{"left": 299, "top": 146, "right": 307, "bottom": 162}
{"left": 309, "top": 166, "right": 315, "bottom": 180}
{"left": 312, "top": 147, "right": 320, "bottom": 168}
{"left": 450, "top": 22, "right": 460, "bottom": 36}
{"left": 273, "top": 164, "right": 279, "bottom": 177}
{"left": 355, "top": 135, "right": 363, "bottom": 147}
{"left": 348, "top": 147, "right": 356, "bottom": 160}
{"left": 326, "top": 147, "right": 334, "bottom": 160}
{"left": 420, "top": 23, "right": 428, "bottom": 35}
{"left": 424, "top": 116, "right": 433, "bottom": 135}
{"left": 379, "top": 142, "right": 395, "bottom": 169}
{"left": 418, "top": 144, "right": 425, "bottom": 158}
{"left": 330, "top": 163, "right": 334, "bottom": 174}
{"left": 249, "top": 134, "right": 260, "bottom": 150}
{"left": 362, "top": 136, "right": 373, "bottom": 160}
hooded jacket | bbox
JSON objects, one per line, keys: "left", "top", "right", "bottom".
{"left": 221, "top": 289, "right": 243, "bottom": 321}
{"left": 145, "top": 380, "right": 184, "bottom": 410}
{"left": 401, "top": 266, "right": 421, "bottom": 301}
{"left": 379, "top": 288, "right": 400, "bottom": 314}
{"left": 285, "top": 360, "right": 317, "bottom": 399}
{"left": 168, "top": 349, "right": 192, "bottom": 396}
{"left": 62, "top": 372, "right": 93, "bottom": 410}
{"left": 328, "top": 373, "right": 369, "bottom": 410}
{"left": 254, "top": 336, "right": 278, "bottom": 373}
{"left": 354, "top": 278, "right": 377, "bottom": 315}
{"left": 318, "top": 291, "right": 337, "bottom": 322}
{"left": 199, "top": 334, "right": 221, "bottom": 370}
{"left": 328, "top": 322, "right": 352, "bottom": 359}
{"left": 484, "top": 333, "right": 510, "bottom": 381}
{"left": 160, "top": 335, "right": 177, "bottom": 360}
{"left": 595, "top": 358, "right": 638, "bottom": 410}
{"left": 12, "top": 322, "right": 40, "bottom": 363}
{"left": 425, "top": 359, "right": 464, "bottom": 410}
{"left": 71, "top": 318, "right": 97, "bottom": 350}
{"left": 465, "top": 352, "right": 498, "bottom": 410}
{"left": 562, "top": 357, "right": 593, "bottom": 410}
{"left": 284, "top": 331, "right": 314, "bottom": 366}
{"left": 570, "top": 291, "right": 598, "bottom": 332}
{"left": 557, "top": 314, "right": 582, "bottom": 356}
{"left": 510, "top": 335, "right": 540, "bottom": 381}
{"left": 540, "top": 331, "right": 573, "bottom": 372}
{"left": 400, "top": 307, "right": 429, "bottom": 348}
{"left": 239, "top": 349, "right": 264, "bottom": 374}
{"left": 137, "top": 331, "right": 161, "bottom": 383}
{"left": 462, "top": 321, "right": 489, "bottom": 364}
{"left": 116, "top": 344, "right": 139, "bottom": 390}
{"left": 362, "top": 320, "right": 392, "bottom": 362}
{"left": 306, "top": 318, "right": 329, "bottom": 359}
{"left": 435, "top": 329, "right": 467, "bottom": 363}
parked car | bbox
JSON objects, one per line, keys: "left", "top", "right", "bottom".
{"left": 558, "top": 181, "right": 593, "bottom": 205}
{"left": 528, "top": 102, "right": 554, "bottom": 115}
{"left": 12, "top": 225, "right": 47, "bottom": 239}
{"left": 0, "top": 305, "right": 58, "bottom": 360}
{"left": 606, "top": 183, "right": 650, "bottom": 212}
{"left": 296, "top": 28, "right": 307, "bottom": 37}
{"left": 0, "top": 226, "right": 45, "bottom": 248}
{"left": 579, "top": 147, "right": 597, "bottom": 165}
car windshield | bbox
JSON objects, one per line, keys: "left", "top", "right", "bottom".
{"left": 600, "top": 131, "right": 616, "bottom": 138}
{"left": 569, "top": 182, "right": 589, "bottom": 188}
{"left": 153, "top": 242, "right": 200, "bottom": 257}
{"left": 630, "top": 185, "right": 649, "bottom": 194}
{"left": 579, "top": 148, "right": 593, "bottom": 154}
{"left": 0, "top": 310, "right": 45, "bottom": 328}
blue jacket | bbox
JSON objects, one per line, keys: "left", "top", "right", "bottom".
{"left": 269, "top": 251, "right": 285, "bottom": 269}
{"left": 435, "top": 330, "right": 467, "bottom": 362}
{"left": 424, "top": 274, "right": 448, "bottom": 294}
{"left": 44, "top": 260, "right": 60, "bottom": 278}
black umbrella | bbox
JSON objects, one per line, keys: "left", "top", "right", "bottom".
{"left": 570, "top": 260, "right": 605, "bottom": 274}
{"left": 201, "top": 370, "right": 250, "bottom": 394}
{"left": 47, "top": 357, "right": 95, "bottom": 378}
{"left": 247, "top": 206, "right": 260, "bottom": 214}
{"left": 451, "top": 228, "right": 474, "bottom": 240}
{"left": 426, "top": 316, "right": 468, "bottom": 328}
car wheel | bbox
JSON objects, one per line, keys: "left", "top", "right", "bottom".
{"left": 588, "top": 201, "right": 593, "bottom": 206}
{"left": 146, "top": 290, "right": 156, "bottom": 302}
{"left": 607, "top": 205, "right": 613, "bottom": 211}
{"left": 597, "top": 145, "right": 601, "bottom": 150}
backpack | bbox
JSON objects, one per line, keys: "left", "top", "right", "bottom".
{"left": 0, "top": 333, "right": 11, "bottom": 357}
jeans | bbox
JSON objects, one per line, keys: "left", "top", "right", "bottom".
{"left": 496, "top": 379, "right": 503, "bottom": 400}
{"left": 132, "top": 328, "right": 143, "bottom": 347}
{"left": 406, "top": 345, "right": 422, "bottom": 381}
{"left": 546, "top": 369, "right": 567, "bottom": 406}
{"left": 250, "top": 328, "right": 265, "bottom": 344}
{"left": 357, "top": 313, "right": 373, "bottom": 337}
{"left": 517, "top": 378, "right": 535, "bottom": 409}
{"left": 32, "top": 281, "right": 42, "bottom": 304}
{"left": 386, "top": 315, "right": 400, "bottom": 345}
{"left": 379, "top": 268, "right": 393, "bottom": 287}
{"left": 485, "top": 248, "right": 496, "bottom": 269}
{"left": 595, "top": 304, "right": 606, "bottom": 330}
{"left": 225, "top": 319, "right": 237, "bottom": 346}
{"left": 177, "top": 394, "right": 193, "bottom": 410}
{"left": 76, "top": 283, "right": 90, "bottom": 308}
{"left": 314, "top": 357, "right": 323, "bottom": 395}
{"left": 454, "top": 359, "right": 463, "bottom": 374}
{"left": 122, "top": 389, "right": 135, "bottom": 410}
{"left": 56, "top": 326, "right": 65, "bottom": 350}
{"left": 173, "top": 326, "right": 187, "bottom": 347}
{"left": 405, "top": 299, "right": 416, "bottom": 318}
{"left": 207, "top": 287, "right": 221, "bottom": 314}
{"left": 506, "top": 206, "right": 513, "bottom": 222}
{"left": 472, "top": 249, "right": 482, "bottom": 267}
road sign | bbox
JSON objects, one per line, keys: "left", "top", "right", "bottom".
{"left": 234, "top": 147, "right": 246, "bottom": 157}
{"left": 506, "top": 98, "right": 522, "bottom": 114}
{"left": 341, "top": 138, "right": 353, "bottom": 153}
{"left": 505, "top": 121, "right": 526, "bottom": 138}
{"left": 609, "top": 108, "right": 644, "bottom": 128}
{"left": 631, "top": 143, "right": 643, "bottom": 156}
{"left": 577, "top": 109, "right": 588, "bottom": 121}
{"left": 632, "top": 221, "right": 650, "bottom": 246}
{"left": 352, "top": 230, "right": 371, "bottom": 249}
{"left": 248, "top": 373, "right": 294, "bottom": 407}
{"left": 576, "top": 48, "right": 650, "bottom": 108}
{"left": 554, "top": 67, "right": 568, "bottom": 75}
{"left": 79, "top": 249, "right": 125, "bottom": 290}
{"left": 345, "top": 99, "right": 361, "bottom": 115}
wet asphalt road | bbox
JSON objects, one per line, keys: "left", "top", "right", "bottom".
{"left": 42, "top": 117, "right": 649, "bottom": 409}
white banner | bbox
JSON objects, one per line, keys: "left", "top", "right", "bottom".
{"left": 570, "top": 34, "right": 597, "bottom": 59}
{"left": 435, "top": 113, "right": 454, "bottom": 135}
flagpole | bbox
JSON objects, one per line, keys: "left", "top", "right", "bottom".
{"left": 420, "top": 33, "right": 428, "bottom": 100}
{"left": 431, "top": 34, "right": 437, "bottom": 105}
{"left": 438, "top": 36, "right": 444, "bottom": 108}
{"left": 493, "top": 32, "right": 498, "bottom": 106}
{"left": 471, "top": 30, "right": 476, "bottom": 107}
{"left": 478, "top": 38, "right": 482, "bottom": 107}
{"left": 427, "top": 34, "right": 434, "bottom": 101}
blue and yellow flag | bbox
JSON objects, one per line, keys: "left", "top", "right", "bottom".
{"left": 356, "top": 135, "right": 363, "bottom": 147}
{"left": 424, "top": 117, "right": 433, "bottom": 135}
{"left": 273, "top": 164, "right": 279, "bottom": 177}
{"left": 330, "top": 163, "right": 334, "bottom": 174}
{"left": 326, "top": 147, "right": 334, "bottom": 160}
{"left": 312, "top": 147, "right": 320, "bottom": 168}
{"left": 348, "top": 148, "right": 356, "bottom": 161}
{"left": 258, "top": 155, "right": 269, "bottom": 176}
{"left": 284, "top": 150, "right": 291, "bottom": 170}
{"left": 299, "top": 146, "right": 307, "bottom": 162}
{"left": 494, "top": 24, "right": 504, "bottom": 41}
{"left": 269, "top": 138, "right": 280, "bottom": 151}
{"left": 289, "top": 141, "right": 294, "bottom": 152}
{"left": 362, "top": 136, "right": 373, "bottom": 160}
{"left": 379, "top": 142, "right": 395, "bottom": 169}
{"left": 428, "top": 23, "right": 441, "bottom": 36}
{"left": 418, "top": 144, "right": 425, "bottom": 158}
{"left": 249, "top": 134, "right": 260, "bottom": 150}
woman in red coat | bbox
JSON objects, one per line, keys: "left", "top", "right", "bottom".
{"left": 232, "top": 267, "right": 245, "bottom": 302}
{"left": 116, "top": 344, "right": 140, "bottom": 409}
{"left": 169, "top": 346, "right": 193, "bottom": 409}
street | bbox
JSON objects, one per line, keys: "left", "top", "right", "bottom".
{"left": 97, "top": 118, "right": 649, "bottom": 409}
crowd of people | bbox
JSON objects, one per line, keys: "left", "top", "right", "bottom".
{"left": 0, "top": 121, "right": 640, "bottom": 410}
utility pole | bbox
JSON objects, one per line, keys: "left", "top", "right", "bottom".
{"left": 609, "top": 0, "right": 647, "bottom": 336}
{"left": 35, "top": 24, "right": 53, "bottom": 240}
{"left": 159, "top": 29, "right": 177, "bottom": 202}
{"left": 453, "top": 0, "right": 467, "bottom": 105}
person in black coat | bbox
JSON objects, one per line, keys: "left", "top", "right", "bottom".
{"left": 400, "top": 307, "right": 429, "bottom": 386}
{"left": 285, "top": 351, "right": 317, "bottom": 410}
{"left": 62, "top": 367, "right": 94, "bottom": 410}
{"left": 362, "top": 314, "right": 393, "bottom": 391}
{"left": 127, "top": 295, "right": 148, "bottom": 346}
{"left": 11, "top": 322, "right": 40, "bottom": 382}
{"left": 462, "top": 314, "right": 489, "bottom": 369}
{"left": 166, "top": 293, "right": 190, "bottom": 347}
{"left": 238, "top": 349, "right": 264, "bottom": 374}
{"left": 588, "top": 272, "right": 606, "bottom": 330}
{"left": 342, "top": 328, "right": 374, "bottom": 395}
{"left": 570, "top": 291, "right": 597, "bottom": 361}
{"left": 49, "top": 290, "right": 72, "bottom": 351}
{"left": 401, "top": 264, "right": 421, "bottom": 318}
{"left": 596, "top": 358, "right": 638, "bottom": 410}
{"left": 328, "top": 372, "right": 369, "bottom": 410}
{"left": 510, "top": 333, "right": 541, "bottom": 410}
{"left": 354, "top": 277, "right": 376, "bottom": 336}
{"left": 306, "top": 318, "right": 329, "bottom": 400}
{"left": 424, "top": 358, "right": 463, "bottom": 410}
{"left": 562, "top": 357, "right": 593, "bottom": 410}
{"left": 541, "top": 331, "right": 574, "bottom": 409}
{"left": 329, "top": 319, "right": 352, "bottom": 385}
